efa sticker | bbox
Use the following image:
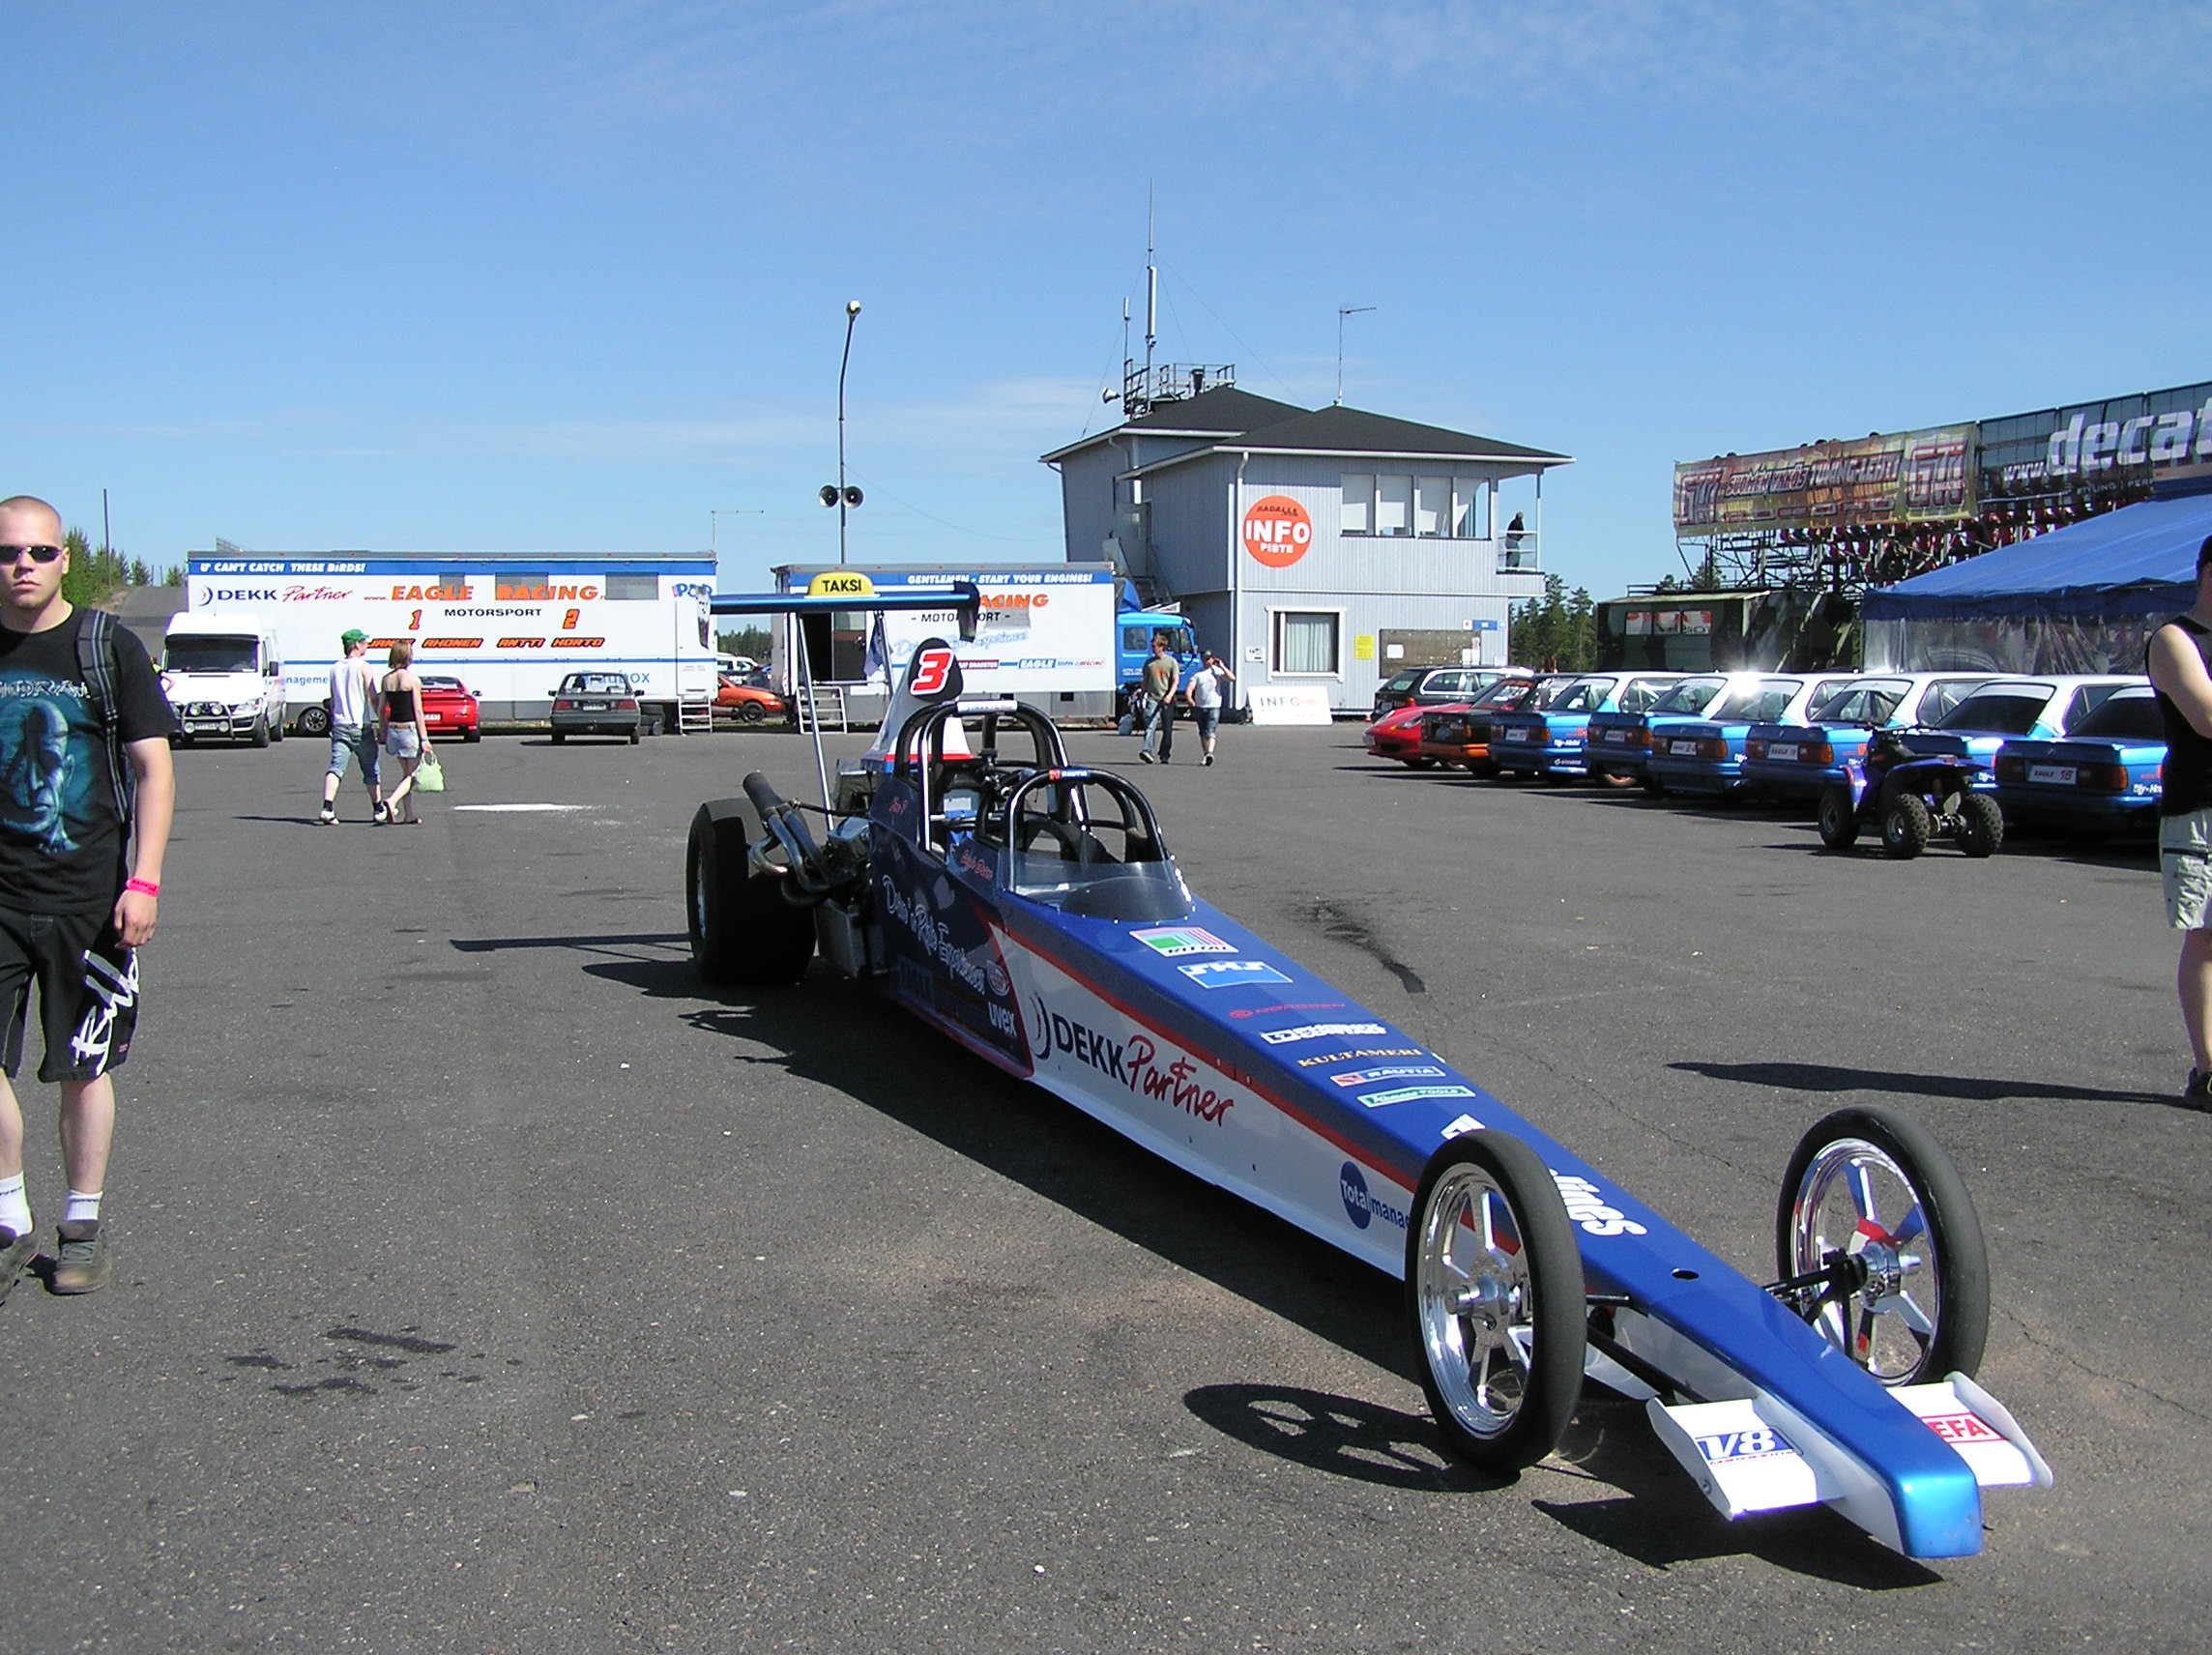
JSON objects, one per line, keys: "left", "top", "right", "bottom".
{"left": 1179, "top": 960, "right": 1292, "bottom": 989}
{"left": 1923, "top": 1411, "right": 2003, "bottom": 1446}
{"left": 1132, "top": 926, "right": 1235, "bottom": 957}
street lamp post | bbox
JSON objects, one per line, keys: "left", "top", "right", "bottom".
{"left": 835, "top": 301, "right": 861, "bottom": 565}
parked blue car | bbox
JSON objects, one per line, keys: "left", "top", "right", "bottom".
{"left": 1882, "top": 676, "right": 2139, "bottom": 781}
{"left": 1993, "top": 683, "right": 2165, "bottom": 835}
{"left": 1646, "top": 673, "right": 1861, "bottom": 796}
{"left": 1586, "top": 673, "right": 1734, "bottom": 787}
{"left": 1742, "top": 675, "right": 1994, "bottom": 802}
{"left": 1489, "top": 672, "right": 1684, "bottom": 779}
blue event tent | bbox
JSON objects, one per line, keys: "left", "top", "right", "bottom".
{"left": 1864, "top": 489, "right": 2212, "bottom": 622}
{"left": 1860, "top": 484, "right": 2212, "bottom": 673}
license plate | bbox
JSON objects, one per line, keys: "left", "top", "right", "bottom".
{"left": 188, "top": 720, "right": 224, "bottom": 732}
{"left": 2027, "top": 763, "right": 2077, "bottom": 785}
{"left": 1503, "top": 727, "right": 1532, "bottom": 741}
{"left": 1671, "top": 739, "right": 1702, "bottom": 756}
{"left": 1603, "top": 729, "right": 1629, "bottom": 744}
{"left": 1769, "top": 742, "right": 1799, "bottom": 762}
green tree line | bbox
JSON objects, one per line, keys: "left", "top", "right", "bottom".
{"left": 1507, "top": 572, "right": 1597, "bottom": 670}
{"left": 57, "top": 527, "right": 182, "bottom": 607}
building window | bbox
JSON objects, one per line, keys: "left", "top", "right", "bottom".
{"left": 1273, "top": 610, "right": 1341, "bottom": 675}
{"left": 1341, "top": 474, "right": 1373, "bottom": 535}
{"left": 1376, "top": 476, "right": 1412, "bottom": 537}
{"left": 605, "top": 573, "right": 657, "bottom": 600}
{"left": 1454, "top": 479, "right": 1489, "bottom": 538}
{"left": 1415, "top": 477, "right": 1449, "bottom": 537}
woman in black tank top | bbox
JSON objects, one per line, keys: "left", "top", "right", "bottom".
{"left": 377, "top": 640, "right": 432, "bottom": 824}
{"left": 2145, "top": 545, "right": 2212, "bottom": 1103}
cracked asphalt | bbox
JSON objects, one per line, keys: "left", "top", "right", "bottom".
{"left": 0, "top": 720, "right": 2198, "bottom": 1653}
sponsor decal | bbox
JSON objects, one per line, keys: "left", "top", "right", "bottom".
{"left": 389, "top": 584, "right": 472, "bottom": 601}
{"left": 1029, "top": 998, "right": 1237, "bottom": 1124}
{"left": 498, "top": 636, "right": 546, "bottom": 649}
{"left": 1922, "top": 1411, "right": 2003, "bottom": 1446}
{"left": 1259, "top": 1021, "right": 1388, "bottom": 1046}
{"left": 1356, "top": 1084, "right": 1479, "bottom": 1109}
{"left": 1551, "top": 1174, "right": 1649, "bottom": 1237}
{"left": 1229, "top": 1002, "right": 1345, "bottom": 1018}
{"left": 421, "top": 637, "right": 484, "bottom": 650}
{"left": 1179, "top": 960, "right": 1291, "bottom": 989}
{"left": 1441, "top": 1114, "right": 1483, "bottom": 1140}
{"left": 1338, "top": 1160, "right": 1409, "bottom": 1232}
{"left": 1131, "top": 925, "right": 1235, "bottom": 958}
{"left": 496, "top": 582, "right": 600, "bottom": 601}
{"left": 1328, "top": 1064, "right": 1447, "bottom": 1088}
{"left": 550, "top": 636, "right": 609, "bottom": 648}
{"left": 1695, "top": 1427, "right": 1794, "bottom": 1464}
{"left": 1295, "top": 1046, "right": 1425, "bottom": 1068}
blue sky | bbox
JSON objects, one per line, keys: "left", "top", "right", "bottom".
{"left": 6, "top": 2, "right": 2210, "bottom": 599}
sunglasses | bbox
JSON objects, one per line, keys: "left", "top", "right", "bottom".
{"left": 1, "top": 544, "right": 63, "bottom": 565}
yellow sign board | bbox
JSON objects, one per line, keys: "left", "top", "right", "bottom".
{"left": 806, "top": 570, "right": 876, "bottom": 598}
{"left": 1354, "top": 633, "right": 1375, "bottom": 661}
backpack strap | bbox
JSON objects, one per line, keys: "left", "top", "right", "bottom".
{"left": 74, "top": 607, "right": 135, "bottom": 831}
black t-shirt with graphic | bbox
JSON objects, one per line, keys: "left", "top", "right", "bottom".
{"left": 0, "top": 611, "right": 175, "bottom": 915}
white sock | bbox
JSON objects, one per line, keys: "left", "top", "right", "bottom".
{"left": 0, "top": 1175, "right": 29, "bottom": 1235}
{"left": 63, "top": 1188, "right": 102, "bottom": 1225}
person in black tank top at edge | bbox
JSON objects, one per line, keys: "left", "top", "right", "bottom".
{"left": 2144, "top": 532, "right": 2212, "bottom": 1104}
{"left": 377, "top": 640, "right": 431, "bottom": 825}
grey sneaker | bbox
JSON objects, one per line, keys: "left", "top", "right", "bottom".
{"left": 0, "top": 1220, "right": 34, "bottom": 1306}
{"left": 49, "top": 1219, "right": 110, "bottom": 1294}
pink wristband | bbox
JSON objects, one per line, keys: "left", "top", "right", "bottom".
{"left": 126, "top": 878, "right": 160, "bottom": 897}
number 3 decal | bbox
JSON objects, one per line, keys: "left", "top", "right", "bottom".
{"left": 909, "top": 647, "right": 953, "bottom": 696}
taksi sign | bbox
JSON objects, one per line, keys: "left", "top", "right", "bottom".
{"left": 1242, "top": 496, "right": 1313, "bottom": 569}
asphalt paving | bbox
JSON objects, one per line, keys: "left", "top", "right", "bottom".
{"left": 1, "top": 718, "right": 2202, "bottom": 1654}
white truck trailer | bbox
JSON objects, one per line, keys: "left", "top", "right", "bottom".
{"left": 184, "top": 552, "right": 717, "bottom": 732}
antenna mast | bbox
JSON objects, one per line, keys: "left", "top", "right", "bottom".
{"left": 1144, "top": 185, "right": 1157, "bottom": 398}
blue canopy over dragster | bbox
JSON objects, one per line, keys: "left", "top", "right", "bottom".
{"left": 684, "top": 590, "right": 2052, "bottom": 1561}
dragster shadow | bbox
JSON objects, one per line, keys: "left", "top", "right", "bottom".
{"left": 456, "top": 929, "right": 1945, "bottom": 1586}
{"left": 1674, "top": 1058, "right": 2170, "bottom": 1109}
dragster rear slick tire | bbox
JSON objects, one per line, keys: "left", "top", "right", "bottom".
{"left": 1407, "top": 1131, "right": 1586, "bottom": 1471}
{"left": 687, "top": 798, "right": 817, "bottom": 986}
{"left": 1776, "top": 1104, "right": 1989, "bottom": 1387}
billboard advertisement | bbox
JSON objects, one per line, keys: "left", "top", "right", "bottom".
{"left": 778, "top": 565, "right": 1117, "bottom": 695}
{"left": 1977, "top": 380, "right": 2212, "bottom": 500}
{"left": 1674, "top": 424, "right": 1974, "bottom": 533}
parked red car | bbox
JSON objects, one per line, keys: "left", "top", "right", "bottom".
{"left": 715, "top": 672, "right": 788, "bottom": 725}
{"left": 1364, "top": 701, "right": 1460, "bottom": 767}
{"left": 419, "top": 675, "right": 482, "bottom": 741}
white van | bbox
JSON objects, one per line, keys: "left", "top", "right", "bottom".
{"left": 162, "top": 612, "right": 286, "bottom": 747}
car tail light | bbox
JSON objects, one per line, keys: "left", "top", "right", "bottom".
{"left": 1745, "top": 738, "right": 1766, "bottom": 760}
{"left": 1801, "top": 740, "right": 1834, "bottom": 765}
{"left": 1698, "top": 737, "right": 1730, "bottom": 760}
{"left": 1628, "top": 727, "right": 1651, "bottom": 748}
{"left": 2076, "top": 763, "right": 2127, "bottom": 792}
{"left": 1994, "top": 755, "right": 2025, "bottom": 782}
{"left": 553, "top": 698, "right": 575, "bottom": 711}
{"left": 617, "top": 698, "right": 639, "bottom": 711}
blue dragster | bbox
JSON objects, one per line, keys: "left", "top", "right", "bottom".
{"left": 685, "top": 610, "right": 2052, "bottom": 1560}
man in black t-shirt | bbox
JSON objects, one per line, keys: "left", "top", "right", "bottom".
{"left": 0, "top": 496, "right": 176, "bottom": 1305}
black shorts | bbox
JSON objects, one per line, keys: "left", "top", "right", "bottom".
{"left": 0, "top": 905, "right": 140, "bottom": 1083}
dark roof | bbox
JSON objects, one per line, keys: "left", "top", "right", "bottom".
{"left": 1119, "top": 385, "right": 1306, "bottom": 435}
{"left": 1229, "top": 404, "right": 1569, "bottom": 464}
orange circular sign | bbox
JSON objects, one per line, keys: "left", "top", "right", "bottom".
{"left": 1241, "top": 495, "right": 1313, "bottom": 568}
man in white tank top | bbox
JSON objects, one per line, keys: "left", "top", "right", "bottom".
{"left": 317, "top": 629, "right": 385, "bottom": 825}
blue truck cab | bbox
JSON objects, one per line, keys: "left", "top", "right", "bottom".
{"left": 1117, "top": 610, "right": 1203, "bottom": 714}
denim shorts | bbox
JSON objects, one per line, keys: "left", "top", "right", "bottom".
{"left": 2161, "top": 806, "right": 2212, "bottom": 929}
{"left": 328, "top": 724, "right": 380, "bottom": 784}
{"left": 385, "top": 726, "right": 421, "bottom": 761}
{"left": 1192, "top": 705, "right": 1222, "bottom": 740}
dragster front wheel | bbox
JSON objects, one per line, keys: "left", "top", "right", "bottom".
{"left": 1407, "top": 1131, "right": 1585, "bottom": 1471}
{"left": 1776, "top": 1105, "right": 1989, "bottom": 1387}
{"left": 686, "top": 798, "right": 816, "bottom": 986}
